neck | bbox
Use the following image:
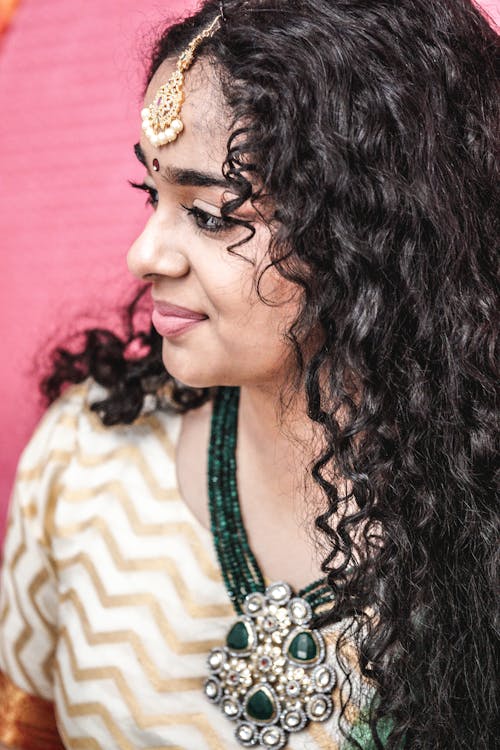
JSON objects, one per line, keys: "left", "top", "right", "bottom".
{"left": 237, "top": 381, "right": 322, "bottom": 509}
{"left": 238, "top": 380, "right": 311, "bottom": 439}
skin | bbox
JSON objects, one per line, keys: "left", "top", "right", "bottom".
{"left": 128, "top": 58, "right": 326, "bottom": 589}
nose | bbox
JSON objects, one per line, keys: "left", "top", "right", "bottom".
{"left": 127, "top": 214, "right": 190, "bottom": 281}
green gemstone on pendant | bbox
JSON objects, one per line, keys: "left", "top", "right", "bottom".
{"left": 288, "top": 630, "right": 318, "bottom": 663}
{"left": 246, "top": 687, "right": 276, "bottom": 722}
{"left": 226, "top": 621, "right": 250, "bottom": 651}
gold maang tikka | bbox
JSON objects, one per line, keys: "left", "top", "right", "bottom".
{"left": 141, "top": 15, "right": 220, "bottom": 148}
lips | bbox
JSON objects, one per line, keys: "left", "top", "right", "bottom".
{"left": 152, "top": 300, "right": 208, "bottom": 338}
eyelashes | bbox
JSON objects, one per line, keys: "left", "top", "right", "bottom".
{"left": 129, "top": 180, "right": 235, "bottom": 235}
{"left": 180, "top": 204, "right": 230, "bottom": 235}
{"left": 129, "top": 180, "right": 158, "bottom": 208}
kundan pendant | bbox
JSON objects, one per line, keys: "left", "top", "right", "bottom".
{"left": 204, "top": 582, "right": 335, "bottom": 749}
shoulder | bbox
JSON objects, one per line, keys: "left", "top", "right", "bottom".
{"left": 18, "top": 378, "right": 182, "bottom": 469}
{"left": 11, "top": 379, "right": 183, "bottom": 537}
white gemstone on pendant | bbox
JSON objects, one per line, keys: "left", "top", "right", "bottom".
{"left": 206, "top": 683, "right": 217, "bottom": 698}
{"left": 222, "top": 697, "right": 240, "bottom": 718}
{"left": 208, "top": 648, "right": 224, "bottom": 670}
{"left": 260, "top": 726, "right": 285, "bottom": 747}
{"left": 141, "top": 107, "right": 150, "bottom": 118}
{"left": 289, "top": 598, "right": 311, "bottom": 624}
{"left": 317, "top": 669, "right": 329, "bottom": 687}
{"left": 245, "top": 593, "right": 264, "bottom": 615}
{"left": 312, "top": 700, "right": 326, "bottom": 716}
{"left": 282, "top": 707, "right": 307, "bottom": 733}
{"left": 312, "top": 664, "right": 335, "bottom": 691}
{"left": 292, "top": 602, "right": 306, "bottom": 616}
{"left": 204, "top": 677, "right": 221, "bottom": 702}
{"left": 237, "top": 723, "right": 255, "bottom": 742}
{"left": 306, "top": 693, "right": 333, "bottom": 722}
{"left": 267, "top": 582, "right": 291, "bottom": 604}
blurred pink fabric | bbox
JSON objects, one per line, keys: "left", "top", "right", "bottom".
{"left": 0, "top": 0, "right": 498, "bottom": 541}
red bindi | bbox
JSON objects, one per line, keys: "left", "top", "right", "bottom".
{"left": 152, "top": 158, "right": 160, "bottom": 172}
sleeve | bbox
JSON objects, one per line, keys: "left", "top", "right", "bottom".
{"left": 0, "top": 385, "right": 87, "bottom": 750}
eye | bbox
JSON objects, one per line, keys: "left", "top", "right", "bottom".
{"left": 129, "top": 180, "right": 158, "bottom": 208}
{"left": 181, "top": 204, "right": 234, "bottom": 235}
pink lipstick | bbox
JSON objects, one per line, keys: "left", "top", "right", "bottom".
{"left": 152, "top": 300, "right": 208, "bottom": 338}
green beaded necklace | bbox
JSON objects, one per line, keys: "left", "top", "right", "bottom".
{"left": 208, "top": 385, "right": 333, "bottom": 614}
{"left": 205, "top": 385, "right": 336, "bottom": 749}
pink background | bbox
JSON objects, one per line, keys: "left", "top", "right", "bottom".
{"left": 0, "top": 0, "right": 499, "bottom": 541}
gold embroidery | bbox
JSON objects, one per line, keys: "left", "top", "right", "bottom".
{"left": 0, "top": 599, "right": 10, "bottom": 625}
{"left": 65, "top": 515, "right": 225, "bottom": 611}
{"left": 77, "top": 445, "right": 178, "bottom": 501}
{"left": 56, "top": 546, "right": 230, "bottom": 619}
{"left": 28, "top": 569, "right": 56, "bottom": 685}
{"left": 148, "top": 414, "right": 179, "bottom": 462}
{"left": 60, "top": 627, "right": 204, "bottom": 728}
{"left": 56, "top": 553, "right": 224, "bottom": 653}
{"left": 6, "top": 530, "right": 55, "bottom": 693}
{"left": 54, "top": 515, "right": 221, "bottom": 582}
{"left": 51, "top": 476, "right": 183, "bottom": 531}
{"left": 10, "top": 539, "right": 26, "bottom": 571}
{"left": 0, "top": 671, "right": 64, "bottom": 749}
{"left": 60, "top": 733, "right": 103, "bottom": 750}
{"left": 21, "top": 502, "right": 38, "bottom": 520}
{"left": 9, "top": 532, "right": 40, "bottom": 697}
{"left": 55, "top": 662, "right": 136, "bottom": 750}
{"left": 55, "top": 661, "right": 226, "bottom": 750}
{"left": 17, "top": 451, "right": 74, "bottom": 482}
{"left": 19, "top": 446, "right": 177, "bottom": 502}
{"left": 60, "top": 589, "right": 204, "bottom": 692}
{"left": 56, "top": 413, "right": 81, "bottom": 430}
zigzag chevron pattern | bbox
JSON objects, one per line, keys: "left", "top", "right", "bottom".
{"left": 0, "top": 381, "right": 369, "bottom": 748}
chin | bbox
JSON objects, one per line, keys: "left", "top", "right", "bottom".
{"left": 161, "top": 348, "right": 228, "bottom": 390}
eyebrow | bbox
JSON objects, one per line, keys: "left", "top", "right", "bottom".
{"left": 134, "top": 142, "right": 230, "bottom": 188}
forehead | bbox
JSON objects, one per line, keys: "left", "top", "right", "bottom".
{"left": 142, "top": 58, "right": 230, "bottom": 169}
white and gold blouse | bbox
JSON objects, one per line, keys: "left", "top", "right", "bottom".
{"left": 0, "top": 381, "right": 370, "bottom": 750}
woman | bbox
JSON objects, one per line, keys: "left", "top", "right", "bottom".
{"left": 0, "top": 0, "right": 497, "bottom": 748}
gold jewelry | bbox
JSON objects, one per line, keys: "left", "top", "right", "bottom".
{"left": 141, "top": 15, "right": 220, "bottom": 148}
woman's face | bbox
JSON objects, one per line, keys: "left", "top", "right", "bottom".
{"left": 128, "top": 58, "right": 301, "bottom": 389}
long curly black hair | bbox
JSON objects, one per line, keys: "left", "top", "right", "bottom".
{"left": 43, "top": 1, "right": 499, "bottom": 748}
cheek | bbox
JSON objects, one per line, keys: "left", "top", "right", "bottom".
{"left": 218, "top": 286, "right": 300, "bottom": 372}
{"left": 213, "top": 267, "right": 299, "bottom": 339}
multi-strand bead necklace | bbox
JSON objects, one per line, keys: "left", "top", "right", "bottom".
{"left": 204, "top": 386, "right": 336, "bottom": 749}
